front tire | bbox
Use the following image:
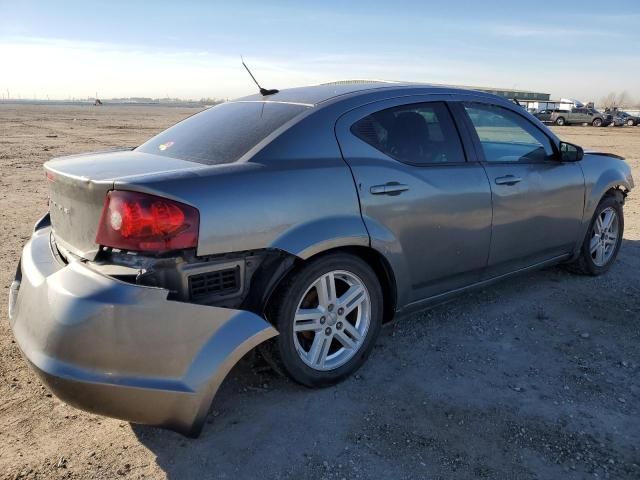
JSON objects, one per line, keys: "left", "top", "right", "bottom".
{"left": 268, "top": 253, "right": 383, "bottom": 387}
{"left": 592, "top": 118, "right": 603, "bottom": 127}
{"left": 568, "top": 195, "right": 623, "bottom": 275}
{"left": 555, "top": 117, "right": 566, "bottom": 126}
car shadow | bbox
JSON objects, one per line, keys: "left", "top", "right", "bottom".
{"left": 132, "top": 238, "right": 640, "bottom": 479}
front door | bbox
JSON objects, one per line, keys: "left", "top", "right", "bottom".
{"left": 335, "top": 98, "right": 493, "bottom": 306}
{"left": 460, "top": 101, "right": 585, "bottom": 277}
{"left": 579, "top": 108, "right": 592, "bottom": 124}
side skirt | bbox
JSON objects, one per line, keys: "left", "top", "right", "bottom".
{"left": 394, "top": 254, "right": 571, "bottom": 320}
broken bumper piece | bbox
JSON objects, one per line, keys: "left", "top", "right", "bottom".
{"left": 8, "top": 225, "right": 277, "bottom": 437}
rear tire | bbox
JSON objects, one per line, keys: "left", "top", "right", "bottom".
{"left": 567, "top": 195, "right": 623, "bottom": 276}
{"left": 627, "top": 119, "right": 635, "bottom": 127}
{"left": 268, "top": 253, "right": 383, "bottom": 387}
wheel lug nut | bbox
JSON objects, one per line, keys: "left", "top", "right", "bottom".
{"left": 337, "top": 308, "right": 344, "bottom": 315}
{"left": 336, "top": 322, "right": 343, "bottom": 330}
{"left": 320, "top": 316, "right": 326, "bottom": 324}
{"left": 328, "top": 304, "right": 334, "bottom": 312}
{"left": 325, "top": 327, "right": 332, "bottom": 335}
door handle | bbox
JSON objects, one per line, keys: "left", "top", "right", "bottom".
{"left": 370, "top": 183, "right": 410, "bottom": 195}
{"left": 494, "top": 175, "right": 522, "bottom": 186}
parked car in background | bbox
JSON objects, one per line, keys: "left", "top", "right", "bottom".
{"left": 608, "top": 110, "right": 639, "bottom": 127}
{"left": 551, "top": 107, "right": 611, "bottom": 127}
{"left": 8, "top": 83, "right": 634, "bottom": 437}
{"left": 534, "top": 109, "right": 554, "bottom": 122}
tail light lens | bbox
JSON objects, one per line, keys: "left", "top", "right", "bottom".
{"left": 96, "top": 191, "right": 199, "bottom": 252}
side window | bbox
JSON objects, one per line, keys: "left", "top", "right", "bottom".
{"left": 351, "top": 102, "right": 465, "bottom": 165}
{"left": 463, "top": 103, "right": 554, "bottom": 163}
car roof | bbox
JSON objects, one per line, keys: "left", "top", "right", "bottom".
{"left": 235, "top": 81, "right": 494, "bottom": 107}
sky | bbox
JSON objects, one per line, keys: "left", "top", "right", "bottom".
{"left": 1, "top": 0, "right": 639, "bottom": 102}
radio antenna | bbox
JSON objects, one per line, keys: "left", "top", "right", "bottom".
{"left": 241, "top": 57, "right": 279, "bottom": 96}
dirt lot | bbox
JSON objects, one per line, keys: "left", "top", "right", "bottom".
{"left": 0, "top": 105, "right": 638, "bottom": 479}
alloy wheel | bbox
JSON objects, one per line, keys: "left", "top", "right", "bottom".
{"left": 292, "top": 270, "right": 371, "bottom": 371}
{"left": 590, "top": 207, "right": 619, "bottom": 267}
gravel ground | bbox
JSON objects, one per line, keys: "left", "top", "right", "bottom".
{"left": 0, "top": 105, "right": 638, "bottom": 479}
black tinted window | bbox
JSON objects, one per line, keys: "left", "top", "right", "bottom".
{"left": 351, "top": 102, "right": 465, "bottom": 165}
{"left": 464, "top": 103, "right": 554, "bottom": 163}
{"left": 137, "top": 101, "right": 308, "bottom": 165}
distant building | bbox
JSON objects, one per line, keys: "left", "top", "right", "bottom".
{"left": 518, "top": 99, "right": 578, "bottom": 112}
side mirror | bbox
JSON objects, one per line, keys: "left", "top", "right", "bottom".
{"left": 559, "top": 141, "right": 584, "bottom": 162}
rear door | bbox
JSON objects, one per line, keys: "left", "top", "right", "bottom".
{"left": 335, "top": 97, "right": 492, "bottom": 305}
{"left": 458, "top": 101, "right": 585, "bottom": 277}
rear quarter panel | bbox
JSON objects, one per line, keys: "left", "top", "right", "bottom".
{"left": 113, "top": 109, "right": 369, "bottom": 259}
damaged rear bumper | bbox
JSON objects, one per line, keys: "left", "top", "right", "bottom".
{"left": 8, "top": 225, "right": 277, "bottom": 437}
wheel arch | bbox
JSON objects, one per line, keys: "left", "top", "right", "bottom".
{"left": 603, "top": 185, "right": 626, "bottom": 204}
{"left": 572, "top": 162, "right": 632, "bottom": 258}
{"left": 261, "top": 245, "right": 399, "bottom": 324}
{"left": 587, "top": 175, "right": 632, "bottom": 216}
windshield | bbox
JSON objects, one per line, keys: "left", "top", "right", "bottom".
{"left": 137, "top": 101, "right": 309, "bottom": 165}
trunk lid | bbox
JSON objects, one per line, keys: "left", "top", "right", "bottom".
{"left": 45, "top": 149, "right": 207, "bottom": 259}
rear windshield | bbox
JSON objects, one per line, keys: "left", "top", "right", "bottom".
{"left": 136, "top": 101, "right": 308, "bottom": 165}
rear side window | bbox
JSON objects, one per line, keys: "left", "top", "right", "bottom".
{"left": 464, "top": 103, "right": 554, "bottom": 163}
{"left": 137, "top": 101, "right": 308, "bottom": 165}
{"left": 351, "top": 102, "right": 466, "bottom": 165}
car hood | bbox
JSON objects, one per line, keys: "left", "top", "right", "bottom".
{"left": 584, "top": 151, "right": 625, "bottom": 161}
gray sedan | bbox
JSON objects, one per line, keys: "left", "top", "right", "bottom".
{"left": 8, "top": 83, "right": 634, "bottom": 436}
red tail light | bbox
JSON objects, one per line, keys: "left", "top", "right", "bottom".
{"left": 96, "top": 191, "right": 199, "bottom": 252}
